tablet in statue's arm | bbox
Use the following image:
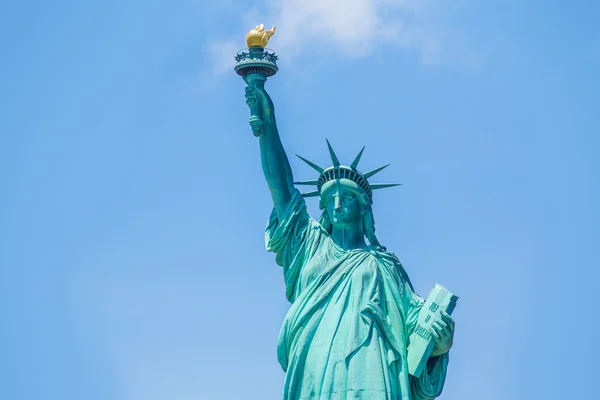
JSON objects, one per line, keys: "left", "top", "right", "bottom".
{"left": 407, "top": 284, "right": 458, "bottom": 378}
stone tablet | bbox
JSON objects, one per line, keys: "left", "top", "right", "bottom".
{"left": 407, "top": 284, "right": 458, "bottom": 377}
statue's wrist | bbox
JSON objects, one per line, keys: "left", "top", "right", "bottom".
{"left": 262, "top": 114, "right": 277, "bottom": 129}
{"left": 261, "top": 121, "right": 277, "bottom": 135}
{"left": 430, "top": 345, "right": 448, "bottom": 357}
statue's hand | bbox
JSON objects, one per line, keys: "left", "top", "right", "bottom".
{"left": 244, "top": 80, "right": 275, "bottom": 127}
{"left": 430, "top": 311, "right": 455, "bottom": 356}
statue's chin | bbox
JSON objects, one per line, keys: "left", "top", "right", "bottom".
{"left": 331, "top": 219, "right": 360, "bottom": 230}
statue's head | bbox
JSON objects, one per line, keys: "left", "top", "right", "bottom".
{"left": 295, "top": 140, "right": 401, "bottom": 248}
{"left": 320, "top": 181, "right": 368, "bottom": 230}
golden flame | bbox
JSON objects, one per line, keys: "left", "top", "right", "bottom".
{"left": 246, "top": 24, "right": 276, "bottom": 48}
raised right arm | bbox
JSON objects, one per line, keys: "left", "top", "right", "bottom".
{"left": 245, "top": 78, "right": 295, "bottom": 218}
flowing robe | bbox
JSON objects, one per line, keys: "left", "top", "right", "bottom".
{"left": 265, "top": 191, "right": 449, "bottom": 400}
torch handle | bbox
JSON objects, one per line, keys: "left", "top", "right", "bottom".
{"left": 246, "top": 96, "right": 263, "bottom": 137}
{"left": 244, "top": 72, "right": 267, "bottom": 137}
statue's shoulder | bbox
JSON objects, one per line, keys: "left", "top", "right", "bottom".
{"left": 296, "top": 214, "right": 330, "bottom": 249}
{"left": 370, "top": 248, "right": 415, "bottom": 291}
{"left": 368, "top": 246, "right": 400, "bottom": 263}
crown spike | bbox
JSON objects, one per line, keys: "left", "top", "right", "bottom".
{"left": 370, "top": 183, "right": 402, "bottom": 191}
{"left": 363, "top": 164, "right": 391, "bottom": 179}
{"left": 296, "top": 154, "right": 324, "bottom": 173}
{"left": 294, "top": 180, "right": 319, "bottom": 186}
{"left": 301, "top": 190, "right": 321, "bottom": 198}
{"left": 350, "top": 146, "right": 365, "bottom": 169}
{"left": 325, "top": 139, "right": 340, "bottom": 167}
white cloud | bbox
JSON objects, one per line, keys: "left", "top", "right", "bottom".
{"left": 269, "top": 0, "right": 414, "bottom": 56}
{"left": 207, "top": 0, "right": 467, "bottom": 74}
{"left": 206, "top": 39, "right": 240, "bottom": 76}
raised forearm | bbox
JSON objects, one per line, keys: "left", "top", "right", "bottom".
{"left": 259, "top": 118, "right": 295, "bottom": 217}
{"left": 244, "top": 78, "right": 295, "bottom": 216}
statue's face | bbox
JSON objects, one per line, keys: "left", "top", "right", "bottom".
{"left": 323, "top": 186, "right": 364, "bottom": 229}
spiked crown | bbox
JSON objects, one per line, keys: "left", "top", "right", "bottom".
{"left": 294, "top": 139, "right": 401, "bottom": 204}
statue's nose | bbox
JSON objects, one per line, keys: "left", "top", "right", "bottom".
{"left": 334, "top": 195, "right": 342, "bottom": 210}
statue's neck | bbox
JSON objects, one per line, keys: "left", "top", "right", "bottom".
{"left": 331, "top": 225, "right": 368, "bottom": 251}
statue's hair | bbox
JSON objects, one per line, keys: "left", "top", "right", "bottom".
{"left": 318, "top": 192, "right": 383, "bottom": 250}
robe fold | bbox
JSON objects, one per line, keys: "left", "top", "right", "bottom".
{"left": 265, "top": 191, "right": 449, "bottom": 400}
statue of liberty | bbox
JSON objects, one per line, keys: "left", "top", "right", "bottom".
{"left": 236, "top": 25, "right": 456, "bottom": 400}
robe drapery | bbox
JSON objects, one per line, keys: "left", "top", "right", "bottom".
{"left": 265, "top": 191, "right": 448, "bottom": 400}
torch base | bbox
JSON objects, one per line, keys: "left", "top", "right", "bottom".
{"left": 234, "top": 47, "right": 279, "bottom": 77}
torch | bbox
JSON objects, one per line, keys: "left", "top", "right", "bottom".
{"left": 234, "top": 24, "right": 278, "bottom": 137}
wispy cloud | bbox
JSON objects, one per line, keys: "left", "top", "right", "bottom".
{"left": 206, "top": 39, "right": 240, "bottom": 76}
{"left": 207, "top": 0, "right": 471, "bottom": 74}
{"left": 266, "top": 0, "right": 432, "bottom": 57}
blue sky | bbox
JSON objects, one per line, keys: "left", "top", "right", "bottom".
{"left": 1, "top": 0, "right": 598, "bottom": 399}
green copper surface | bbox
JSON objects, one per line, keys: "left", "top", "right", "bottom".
{"left": 236, "top": 41, "right": 456, "bottom": 400}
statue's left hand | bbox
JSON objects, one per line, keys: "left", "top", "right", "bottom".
{"left": 430, "top": 311, "right": 455, "bottom": 356}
